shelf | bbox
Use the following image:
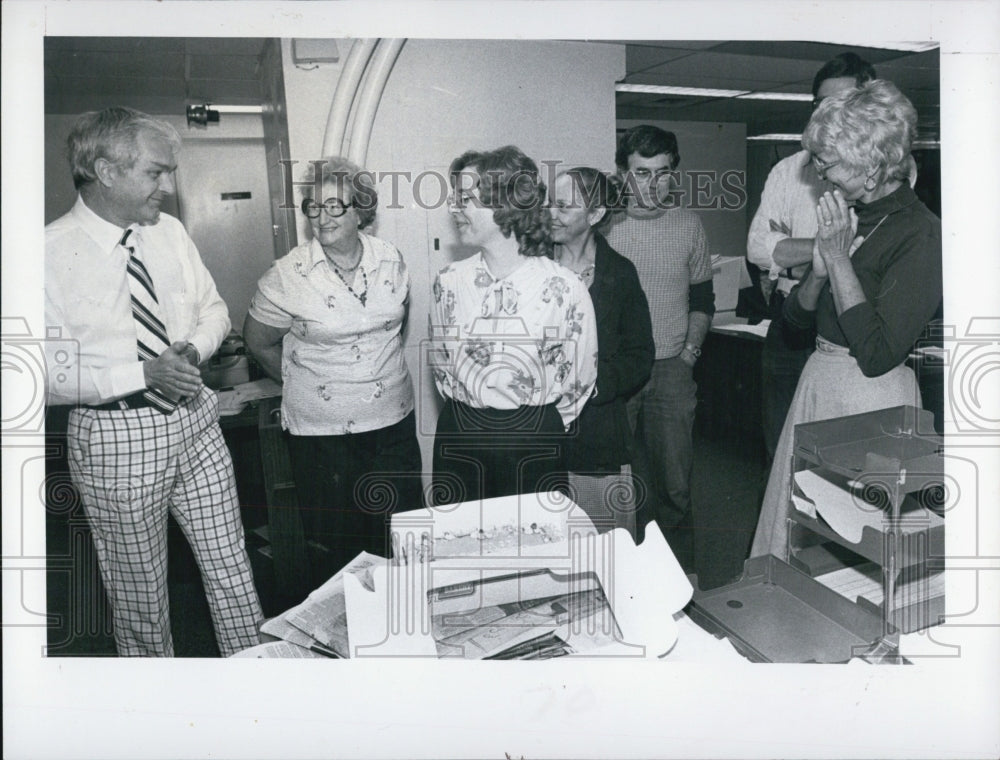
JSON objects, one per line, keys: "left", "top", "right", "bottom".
{"left": 788, "top": 405, "right": 946, "bottom": 638}
{"left": 814, "top": 562, "right": 946, "bottom": 634}
{"left": 788, "top": 498, "right": 944, "bottom": 569}
{"left": 687, "top": 555, "right": 885, "bottom": 663}
{"left": 793, "top": 406, "right": 943, "bottom": 493}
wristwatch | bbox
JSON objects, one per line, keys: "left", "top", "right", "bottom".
{"left": 684, "top": 343, "right": 702, "bottom": 359}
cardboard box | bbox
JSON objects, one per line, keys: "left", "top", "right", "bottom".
{"left": 342, "top": 494, "right": 694, "bottom": 658}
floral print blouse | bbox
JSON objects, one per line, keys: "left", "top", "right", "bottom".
{"left": 430, "top": 253, "right": 598, "bottom": 430}
{"left": 248, "top": 233, "right": 414, "bottom": 435}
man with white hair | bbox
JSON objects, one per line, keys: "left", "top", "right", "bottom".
{"left": 45, "top": 106, "right": 262, "bottom": 656}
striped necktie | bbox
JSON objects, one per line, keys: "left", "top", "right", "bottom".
{"left": 121, "top": 228, "right": 178, "bottom": 414}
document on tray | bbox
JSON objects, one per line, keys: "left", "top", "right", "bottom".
{"left": 793, "top": 469, "right": 886, "bottom": 543}
{"left": 815, "top": 562, "right": 945, "bottom": 608}
{"left": 427, "top": 569, "right": 620, "bottom": 659}
{"left": 793, "top": 468, "right": 942, "bottom": 544}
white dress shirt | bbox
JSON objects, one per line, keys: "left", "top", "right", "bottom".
{"left": 746, "top": 149, "right": 824, "bottom": 294}
{"left": 45, "top": 195, "right": 231, "bottom": 406}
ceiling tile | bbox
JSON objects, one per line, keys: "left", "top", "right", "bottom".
{"left": 712, "top": 40, "right": 910, "bottom": 65}
{"left": 623, "top": 70, "right": 789, "bottom": 91}
{"left": 617, "top": 40, "right": 725, "bottom": 51}
{"left": 872, "top": 63, "right": 940, "bottom": 91}
{"left": 882, "top": 49, "right": 941, "bottom": 69}
{"left": 643, "top": 50, "right": 827, "bottom": 84}
{"left": 625, "top": 45, "right": 698, "bottom": 73}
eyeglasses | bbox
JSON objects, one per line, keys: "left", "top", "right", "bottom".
{"left": 447, "top": 190, "right": 478, "bottom": 210}
{"left": 811, "top": 154, "right": 841, "bottom": 174}
{"left": 301, "top": 198, "right": 352, "bottom": 218}
{"left": 629, "top": 167, "right": 675, "bottom": 183}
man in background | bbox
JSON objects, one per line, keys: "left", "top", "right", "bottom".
{"left": 607, "top": 125, "right": 715, "bottom": 571}
{"left": 747, "top": 53, "right": 877, "bottom": 462}
{"left": 45, "top": 106, "right": 263, "bottom": 656}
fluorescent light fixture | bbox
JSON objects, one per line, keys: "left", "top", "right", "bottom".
{"left": 747, "top": 134, "right": 803, "bottom": 142}
{"left": 736, "top": 92, "right": 813, "bottom": 102}
{"left": 616, "top": 83, "right": 750, "bottom": 98}
{"left": 617, "top": 85, "right": 815, "bottom": 102}
{"left": 211, "top": 105, "right": 264, "bottom": 114}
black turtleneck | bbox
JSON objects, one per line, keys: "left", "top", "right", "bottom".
{"left": 785, "top": 183, "right": 942, "bottom": 377}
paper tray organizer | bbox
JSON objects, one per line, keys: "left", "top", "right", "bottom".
{"left": 686, "top": 555, "right": 886, "bottom": 663}
{"left": 788, "top": 405, "right": 945, "bottom": 634}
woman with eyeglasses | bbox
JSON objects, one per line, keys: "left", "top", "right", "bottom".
{"left": 750, "top": 80, "right": 942, "bottom": 560}
{"left": 244, "top": 156, "right": 422, "bottom": 593}
{"left": 429, "top": 146, "right": 598, "bottom": 506}
{"left": 549, "top": 167, "right": 653, "bottom": 538}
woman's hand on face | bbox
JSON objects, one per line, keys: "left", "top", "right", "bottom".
{"left": 815, "top": 190, "right": 862, "bottom": 266}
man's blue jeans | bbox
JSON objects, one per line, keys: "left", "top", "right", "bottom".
{"left": 626, "top": 356, "right": 697, "bottom": 529}
{"left": 761, "top": 312, "right": 814, "bottom": 463}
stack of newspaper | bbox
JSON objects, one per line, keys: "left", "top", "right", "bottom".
{"left": 231, "top": 552, "right": 380, "bottom": 659}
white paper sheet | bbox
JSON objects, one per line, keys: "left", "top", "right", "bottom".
{"left": 662, "top": 614, "right": 747, "bottom": 663}
{"left": 815, "top": 562, "right": 945, "bottom": 609}
{"left": 278, "top": 551, "right": 380, "bottom": 656}
{"left": 794, "top": 469, "right": 887, "bottom": 544}
{"left": 791, "top": 493, "right": 818, "bottom": 519}
{"left": 343, "top": 561, "right": 439, "bottom": 658}
{"left": 711, "top": 317, "right": 771, "bottom": 339}
{"left": 592, "top": 521, "right": 693, "bottom": 658}
{"left": 260, "top": 615, "right": 321, "bottom": 651}
{"left": 231, "top": 377, "right": 282, "bottom": 402}
{"left": 711, "top": 256, "right": 748, "bottom": 311}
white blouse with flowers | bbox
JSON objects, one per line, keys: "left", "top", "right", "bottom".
{"left": 430, "top": 253, "right": 598, "bottom": 430}
{"left": 248, "top": 232, "right": 414, "bottom": 436}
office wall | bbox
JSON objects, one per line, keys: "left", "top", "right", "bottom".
{"left": 280, "top": 41, "right": 346, "bottom": 245}
{"left": 616, "top": 118, "right": 747, "bottom": 260}
{"left": 280, "top": 38, "right": 626, "bottom": 485}
{"left": 45, "top": 113, "right": 266, "bottom": 224}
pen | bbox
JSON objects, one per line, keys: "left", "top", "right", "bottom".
{"left": 309, "top": 644, "right": 342, "bottom": 659}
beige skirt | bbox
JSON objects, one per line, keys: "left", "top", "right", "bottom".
{"left": 750, "top": 337, "right": 921, "bottom": 560}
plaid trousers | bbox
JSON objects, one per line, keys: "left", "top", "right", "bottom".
{"left": 66, "top": 387, "right": 262, "bottom": 656}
